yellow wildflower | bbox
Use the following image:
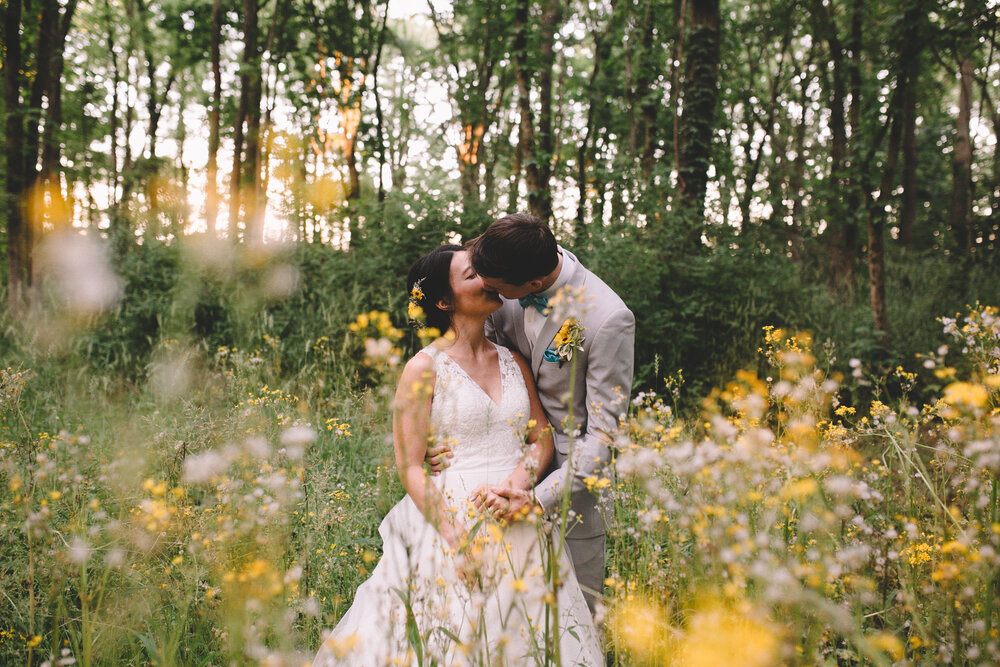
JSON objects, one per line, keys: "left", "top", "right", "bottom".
{"left": 943, "top": 382, "right": 988, "bottom": 408}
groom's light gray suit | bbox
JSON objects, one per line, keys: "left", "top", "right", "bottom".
{"left": 485, "top": 247, "right": 635, "bottom": 610}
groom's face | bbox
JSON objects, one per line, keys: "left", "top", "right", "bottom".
{"left": 479, "top": 276, "right": 540, "bottom": 300}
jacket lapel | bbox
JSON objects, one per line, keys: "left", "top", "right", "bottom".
{"left": 510, "top": 300, "right": 532, "bottom": 358}
{"left": 531, "top": 249, "right": 586, "bottom": 375}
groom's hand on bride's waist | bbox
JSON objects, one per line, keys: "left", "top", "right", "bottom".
{"left": 424, "top": 443, "right": 453, "bottom": 475}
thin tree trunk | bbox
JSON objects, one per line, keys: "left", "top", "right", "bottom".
{"left": 40, "top": 46, "right": 65, "bottom": 183}
{"left": 813, "top": 0, "right": 854, "bottom": 293}
{"left": 638, "top": 1, "right": 657, "bottom": 179}
{"left": 206, "top": 0, "right": 222, "bottom": 235}
{"left": 39, "top": 0, "right": 77, "bottom": 186}
{"left": 24, "top": 0, "right": 59, "bottom": 180}
{"left": 512, "top": 0, "right": 538, "bottom": 216}
{"left": 899, "top": 79, "right": 918, "bottom": 248}
{"left": 119, "top": 1, "right": 137, "bottom": 208}
{"left": 4, "top": 0, "right": 28, "bottom": 308}
{"left": 950, "top": 56, "right": 974, "bottom": 255}
{"left": 107, "top": 0, "right": 121, "bottom": 212}
{"left": 530, "top": 0, "right": 563, "bottom": 223}
{"left": 372, "top": 5, "right": 389, "bottom": 203}
{"left": 867, "top": 95, "right": 905, "bottom": 346}
{"left": 575, "top": 18, "right": 612, "bottom": 243}
{"left": 676, "top": 0, "right": 720, "bottom": 245}
{"left": 244, "top": 0, "right": 263, "bottom": 244}
{"left": 840, "top": 0, "right": 864, "bottom": 286}
{"left": 229, "top": 0, "right": 257, "bottom": 241}
{"left": 984, "top": 88, "right": 1000, "bottom": 220}
{"left": 671, "top": 0, "right": 686, "bottom": 185}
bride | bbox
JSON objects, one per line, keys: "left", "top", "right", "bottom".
{"left": 313, "top": 245, "right": 602, "bottom": 666}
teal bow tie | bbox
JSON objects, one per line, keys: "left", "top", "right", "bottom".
{"left": 518, "top": 293, "right": 549, "bottom": 314}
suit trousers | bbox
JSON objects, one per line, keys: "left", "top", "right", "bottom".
{"left": 565, "top": 533, "right": 605, "bottom": 615}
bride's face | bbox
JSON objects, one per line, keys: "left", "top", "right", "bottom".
{"left": 447, "top": 251, "right": 502, "bottom": 317}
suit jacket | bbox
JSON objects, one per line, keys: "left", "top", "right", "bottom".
{"left": 486, "top": 248, "right": 635, "bottom": 538}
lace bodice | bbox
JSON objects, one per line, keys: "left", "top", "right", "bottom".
{"left": 420, "top": 343, "right": 530, "bottom": 478}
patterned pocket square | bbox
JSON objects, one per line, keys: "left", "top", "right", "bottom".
{"left": 543, "top": 349, "right": 560, "bottom": 363}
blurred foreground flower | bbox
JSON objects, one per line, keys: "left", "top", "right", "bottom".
{"left": 37, "top": 231, "right": 123, "bottom": 314}
{"left": 676, "top": 598, "right": 780, "bottom": 667}
{"left": 606, "top": 596, "right": 672, "bottom": 665}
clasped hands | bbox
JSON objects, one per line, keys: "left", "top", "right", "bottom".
{"left": 469, "top": 485, "right": 538, "bottom": 522}
{"left": 425, "top": 443, "right": 540, "bottom": 522}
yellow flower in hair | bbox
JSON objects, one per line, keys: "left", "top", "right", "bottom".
{"left": 407, "top": 278, "right": 428, "bottom": 328}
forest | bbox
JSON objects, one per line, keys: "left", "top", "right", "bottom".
{"left": 1, "top": 0, "right": 999, "bottom": 664}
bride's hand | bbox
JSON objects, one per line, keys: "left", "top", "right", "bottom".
{"left": 469, "top": 487, "right": 511, "bottom": 521}
{"left": 424, "top": 442, "right": 453, "bottom": 475}
{"left": 488, "top": 486, "right": 540, "bottom": 521}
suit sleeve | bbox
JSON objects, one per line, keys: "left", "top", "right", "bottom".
{"left": 533, "top": 307, "right": 635, "bottom": 514}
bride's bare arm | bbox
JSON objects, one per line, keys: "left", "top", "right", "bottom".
{"left": 393, "top": 353, "right": 466, "bottom": 550}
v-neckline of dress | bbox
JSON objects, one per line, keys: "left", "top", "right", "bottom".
{"left": 441, "top": 344, "right": 505, "bottom": 408}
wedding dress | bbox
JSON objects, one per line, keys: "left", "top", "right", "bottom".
{"left": 313, "top": 343, "right": 602, "bottom": 666}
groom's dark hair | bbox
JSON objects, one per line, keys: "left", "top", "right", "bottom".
{"left": 468, "top": 213, "right": 558, "bottom": 285}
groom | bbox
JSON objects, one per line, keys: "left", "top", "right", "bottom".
{"left": 431, "top": 213, "right": 635, "bottom": 612}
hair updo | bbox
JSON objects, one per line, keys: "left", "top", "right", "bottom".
{"left": 406, "top": 244, "right": 463, "bottom": 333}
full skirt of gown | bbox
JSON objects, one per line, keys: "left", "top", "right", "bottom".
{"left": 312, "top": 345, "right": 602, "bottom": 666}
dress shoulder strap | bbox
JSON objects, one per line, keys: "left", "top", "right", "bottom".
{"left": 418, "top": 345, "right": 442, "bottom": 362}
{"left": 494, "top": 342, "right": 519, "bottom": 377}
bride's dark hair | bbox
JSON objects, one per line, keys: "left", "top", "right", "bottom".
{"left": 406, "top": 244, "right": 463, "bottom": 332}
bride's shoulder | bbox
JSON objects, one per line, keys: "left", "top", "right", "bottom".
{"left": 399, "top": 349, "right": 438, "bottom": 383}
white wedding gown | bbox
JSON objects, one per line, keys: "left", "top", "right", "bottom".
{"left": 313, "top": 343, "right": 602, "bottom": 666}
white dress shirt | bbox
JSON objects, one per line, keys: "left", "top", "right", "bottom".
{"left": 523, "top": 250, "right": 574, "bottom": 347}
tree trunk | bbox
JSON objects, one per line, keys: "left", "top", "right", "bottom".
{"left": 950, "top": 56, "right": 973, "bottom": 255}
{"left": 675, "top": 0, "right": 720, "bottom": 246}
{"left": 867, "top": 94, "right": 905, "bottom": 346}
{"left": 340, "top": 61, "right": 362, "bottom": 203}
{"left": 530, "top": 0, "right": 562, "bottom": 224}
{"left": 372, "top": 7, "right": 389, "bottom": 203}
{"left": 107, "top": 0, "right": 121, "bottom": 212}
{"left": 25, "top": 0, "right": 58, "bottom": 176}
{"left": 206, "top": 0, "right": 222, "bottom": 235}
{"left": 244, "top": 0, "right": 263, "bottom": 244}
{"left": 812, "top": 0, "right": 854, "bottom": 294}
{"left": 638, "top": 1, "right": 658, "bottom": 180}
{"left": 988, "top": 92, "right": 1000, "bottom": 221}
{"left": 39, "top": 44, "right": 66, "bottom": 183}
{"left": 576, "top": 18, "right": 612, "bottom": 244}
{"left": 512, "top": 0, "right": 539, "bottom": 219}
{"left": 899, "top": 79, "right": 918, "bottom": 248}
{"left": 897, "top": 0, "right": 924, "bottom": 250}
{"left": 229, "top": 0, "right": 258, "bottom": 241}
{"left": 4, "top": 0, "right": 28, "bottom": 308}
{"left": 39, "top": 0, "right": 76, "bottom": 184}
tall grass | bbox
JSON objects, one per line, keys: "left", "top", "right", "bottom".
{"left": 0, "top": 230, "right": 997, "bottom": 665}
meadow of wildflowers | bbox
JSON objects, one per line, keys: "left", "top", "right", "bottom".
{"left": 0, "top": 234, "right": 997, "bottom": 665}
{"left": 606, "top": 307, "right": 1000, "bottom": 666}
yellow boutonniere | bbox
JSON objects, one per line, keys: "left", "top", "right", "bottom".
{"left": 553, "top": 318, "right": 585, "bottom": 364}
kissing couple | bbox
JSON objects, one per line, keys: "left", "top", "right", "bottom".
{"left": 314, "top": 213, "right": 635, "bottom": 666}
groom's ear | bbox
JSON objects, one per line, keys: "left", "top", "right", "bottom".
{"left": 526, "top": 279, "right": 544, "bottom": 292}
